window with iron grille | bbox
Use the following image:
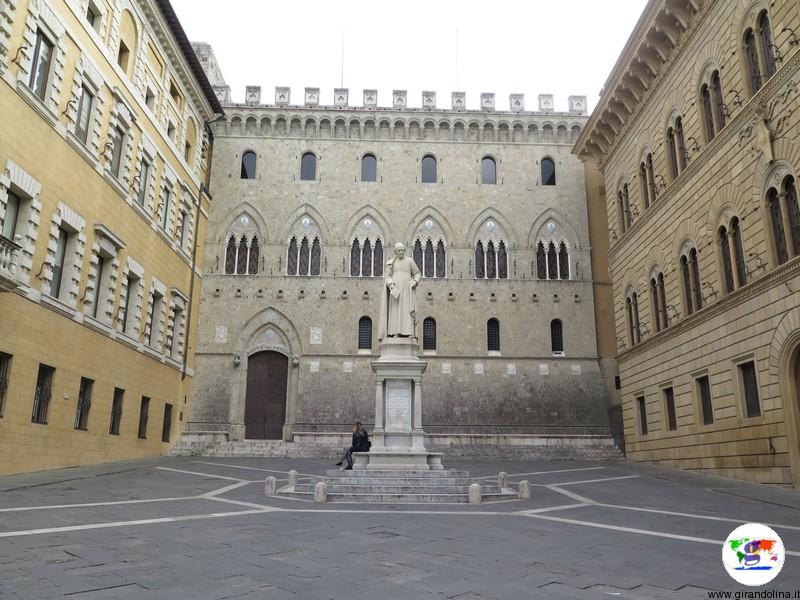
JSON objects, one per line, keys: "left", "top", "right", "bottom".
{"left": 487, "top": 318, "right": 500, "bottom": 352}
{"left": 109, "top": 387, "right": 124, "bottom": 435}
{"left": 664, "top": 387, "right": 677, "bottom": 431}
{"left": 162, "top": 403, "right": 173, "bottom": 442}
{"left": 0, "top": 352, "right": 11, "bottom": 418}
{"left": 551, "top": 319, "right": 564, "bottom": 354}
{"left": 739, "top": 361, "right": 761, "bottom": 418}
{"left": 74, "top": 377, "right": 93, "bottom": 430}
{"left": 423, "top": 318, "right": 436, "bottom": 351}
{"left": 138, "top": 396, "right": 150, "bottom": 439}
{"left": 358, "top": 317, "right": 372, "bottom": 350}
{"left": 32, "top": 364, "right": 55, "bottom": 424}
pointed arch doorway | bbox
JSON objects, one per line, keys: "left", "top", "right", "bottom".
{"left": 245, "top": 351, "right": 288, "bottom": 439}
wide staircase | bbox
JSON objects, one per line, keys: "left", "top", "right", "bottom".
{"left": 278, "top": 468, "right": 518, "bottom": 503}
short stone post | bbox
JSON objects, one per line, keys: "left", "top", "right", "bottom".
{"left": 498, "top": 471, "right": 509, "bottom": 489}
{"left": 468, "top": 483, "right": 482, "bottom": 505}
{"left": 264, "top": 476, "right": 277, "bottom": 496}
{"left": 518, "top": 480, "right": 531, "bottom": 499}
{"left": 287, "top": 470, "right": 298, "bottom": 488}
{"left": 314, "top": 481, "right": 328, "bottom": 503}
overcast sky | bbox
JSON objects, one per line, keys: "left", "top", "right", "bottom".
{"left": 171, "top": 0, "right": 648, "bottom": 113}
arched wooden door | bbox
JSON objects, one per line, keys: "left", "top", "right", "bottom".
{"left": 245, "top": 351, "right": 288, "bottom": 439}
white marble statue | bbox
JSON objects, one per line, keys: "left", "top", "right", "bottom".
{"left": 378, "top": 242, "right": 421, "bottom": 339}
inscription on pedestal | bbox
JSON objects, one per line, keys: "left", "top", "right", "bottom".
{"left": 385, "top": 380, "right": 411, "bottom": 431}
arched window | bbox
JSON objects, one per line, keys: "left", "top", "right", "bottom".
{"left": 287, "top": 235, "right": 320, "bottom": 276}
{"left": 487, "top": 318, "right": 500, "bottom": 352}
{"left": 731, "top": 217, "right": 746, "bottom": 287}
{"left": 472, "top": 241, "right": 483, "bottom": 278}
{"left": 639, "top": 162, "right": 649, "bottom": 209}
{"left": 658, "top": 273, "right": 668, "bottom": 329}
{"left": 373, "top": 239, "right": 384, "bottom": 277}
{"left": 350, "top": 239, "right": 361, "bottom": 276}
{"left": 486, "top": 241, "right": 497, "bottom": 279}
{"left": 701, "top": 84, "right": 715, "bottom": 141}
{"left": 421, "top": 154, "right": 437, "bottom": 183}
{"left": 423, "top": 239, "right": 434, "bottom": 278}
{"left": 310, "top": 237, "right": 321, "bottom": 276}
{"left": 236, "top": 235, "right": 248, "bottom": 274}
{"left": 681, "top": 246, "right": 702, "bottom": 315}
{"left": 767, "top": 188, "right": 788, "bottom": 265}
{"left": 626, "top": 292, "right": 641, "bottom": 346}
{"left": 622, "top": 184, "right": 631, "bottom": 229}
{"left": 423, "top": 317, "right": 436, "bottom": 351}
{"left": 680, "top": 255, "right": 693, "bottom": 316}
{"left": 758, "top": 11, "right": 777, "bottom": 80}
{"left": 547, "top": 242, "right": 557, "bottom": 279}
{"left": 358, "top": 316, "right": 372, "bottom": 350}
{"left": 536, "top": 242, "right": 546, "bottom": 278}
{"left": 711, "top": 71, "right": 726, "bottom": 131}
{"left": 481, "top": 156, "right": 496, "bottom": 184}
{"left": 744, "top": 28, "right": 762, "bottom": 94}
{"left": 646, "top": 153, "right": 657, "bottom": 203}
{"left": 689, "top": 248, "right": 702, "bottom": 311}
{"left": 287, "top": 237, "right": 298, "bottom": 275}
{"left": 551, "top": 319, "right": 564, "bottom": 354}
{"left": 298, "top": 237, "right": 310, "bottom": 275}
{"left": 675, "top": 118, "right": 686, "bottom": 172}
{"left": 498, "top": 241, "right": 508, "bottom": 279}
{"left": 225, "top": 236, "right": 236, "bottom": 274}
{"left": 436, "top": 240, "right": 446, "bottom": 277}
{"left": 241, "top": 151, "right": 256, "bottom": 179}
{"left": 541, "top": 158, "right": 556, "bottom": 186}
{"left": 783, "top": 175, "right": 800, "bottom": 257}
{"left": 300, "top": 152, "right": 316, "bottom": 181}
{"left": 361, "top": 153, "right": 377, "bottom": 182}
{"left": 650, "top": 276, "right": 662, "bottom": 332}
{"left": 362, "top": 238, "right": 372, "bottom": 276}
{"left": 719, "top": 225, "right": 735, "bottom": 293}
{"left": 351, "top": 237, "right": 383, "bottom": 276}
{"left": 667, "top": 127, "right": 679, "bottom": 179}
{"left": 558, "top": 242, "right": 569, "bottom": 279}
{"left": 248, "top": 236, "right": 259, "bottom": 275}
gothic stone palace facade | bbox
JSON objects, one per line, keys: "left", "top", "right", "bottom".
{"left": 184, "top": 66, "right": 617, "bottom": 450}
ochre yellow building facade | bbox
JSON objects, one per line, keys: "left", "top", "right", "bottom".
{"left": 576, "top": 0, "right": 800, "bottom": 485}
{"left": 0, "top": 0, "right": 221, "bottom": 474}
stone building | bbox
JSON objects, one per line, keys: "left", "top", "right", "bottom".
{"left": 575, "top": 0, "right": 800, "bottom": 484}
{"left": 0, "top": 0, "right": 221, "bottom": 474}
{"left": 181, "top": 56, "right": 620, "bottom": 456}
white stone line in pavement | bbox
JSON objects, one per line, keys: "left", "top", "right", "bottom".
{"left": 0, "top": 496, "right": 197, "bottom": 513}
{"left": 155, "top": 467, "right": 258, "bottom": 483}
{"left": 0, "top": 509, "right": 273, "bottom": 539}
{"left": 522, "top": 513, "right": 800, "bottom": 557}
{"left": 543, "top": 485, "right": 596, "bottom": 504}
{"left": 516, "top": 503, "right": 592, "bottom": 514}
{"left": 476, "top": 467, "right": 605, "bottom": 480}
{"left": 594, "top": 502, "right": 800, "bottom": 532}
{"left": 205, "top": 496, "right": 283, "bottom": 511}
{"left": 549, "top": 475, "right": 639, "bottom": 487}
{"left": 199, "top": 481, "right": 253, "bottom": 498}
{"left": 193, "top": 461, "right": 318, "bottom": 478}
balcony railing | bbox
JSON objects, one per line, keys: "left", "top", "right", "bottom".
{"left": 0, "top": 235, "right": 22, "bottom": 292}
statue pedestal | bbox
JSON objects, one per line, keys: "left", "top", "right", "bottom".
{"left": 353, "top": 337, "right": 443, "bottom": 470}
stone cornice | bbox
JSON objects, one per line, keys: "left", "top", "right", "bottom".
{"left": 617, "top": 256, "right": 800, "bottom": 361}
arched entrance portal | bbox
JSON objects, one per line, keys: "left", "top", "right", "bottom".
{"left": 245, "top": 351, "right": 288, "bottom": 439}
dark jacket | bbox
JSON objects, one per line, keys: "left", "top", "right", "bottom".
{"left": 352, "top": 430, "right": 370, "bottom": 452}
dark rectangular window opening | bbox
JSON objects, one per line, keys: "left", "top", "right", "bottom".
{"left": 110, "top": 387, "right": 124, "bottom": 435}
{"left": 0, "top": 352, "right": 11, "bottom": 417}
{"left": 697, "top": 375, "right": 714, "bottom": 425}
{"left": 614, "top": 376, "right": 621, "bottom": 390}
{"left": 637, "top": 396, "right": 648, "bottom": 436}
{"left": 32, "top": 364, "right": 55, "bottom": 424}
{"left": 664, "top": 387, "right": 677, "bottom": 431}
{"left": 138, "top": 396, "right": 150, "bottom": 439}
{"left": 74, "top": 376, "right": 93, "bottom": 431}
{"left": 162, "top": 403, "right": 173, "bottom": 442}
{"left": 739, "top": 361, "right": 761, "bottom": 418}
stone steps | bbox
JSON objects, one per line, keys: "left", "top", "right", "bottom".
{"left": 279, "top": 490, "right": 515, "bottom": 504}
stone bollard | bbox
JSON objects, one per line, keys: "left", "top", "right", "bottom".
{"left": 498, "top": 471, "right": 509, "bottom": 489}
{"left": 287, "top": 470, "right": 298, "bottom": 488}
{"left": 264, "top": 476, "right": 277, "bottom": 496}
{"left": 314, "top": 481, "right": 327, "bottom": 503}
{"left": 468, "top": 483, "right": 482, "bottom": 505}
{"left": 518, "top": 480, "right": 531, "bottom": 499}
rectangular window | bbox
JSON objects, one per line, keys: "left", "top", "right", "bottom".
{"left": 739, "top": 361, "right": 761, "bottom": 417}
{"left": 28, "top": 30, "right": 54, "bottom": 101}
{"left": 160, "top": 189, "right": 171, "bottom": 231}
{"left": 162, "top": 403, "right": 173, "bottom": 442}
{"left": 75, "top": 85, "right": 94, "bottom": 144}
{"left": 117, "top": 40, "right": 130, "bottom": 72}
{"left": 637, "top": 396, "right": 647, "bottom": 435}
{"left": 0, "top": 352, "right": 11, "bottom": 417}
{"left": 136, "top": 160, "right": 150, "bottom": 206}
{"left": 146, "top": 291, "right": 163, "bottom": 348}
{"left": 110, "top": 127, "right": 125, "bottom": 177}
{"left": 663, "top": 387, "right": 677, "bottom": 431}
{"left": 109, "top": 387, "right": 124, "bottom": 435}
{"left": 145, "top": 88, "right": 156, "bottom": 111}
{"left": 179, "top": 210, "right": 189, "bottom": 248}
{"left": 121, "top": 273, "right": 138, "bottom": 334}
{"left": 91, "top": 255, "right": 105, "bottom": 318}
{"left": 137, "top": 396, "right": 149, "bottom": 439}
{"left": 2, "top": 191, "right": 20, "bottom": 240}
{"left": 696, "top": 375, "right": 714, "bottom": 425}
{"left": 50, "top": 226, "right": 69, "bottom": 299}
{"left": 74, "top": 377, "right": 93, "bottom": 430}
{"left": 32, "top": 364, "right": 55, "bottom": 424}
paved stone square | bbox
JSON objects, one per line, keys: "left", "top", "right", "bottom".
{"left": 1, "top": 457, "right": 799, "bottom": 599}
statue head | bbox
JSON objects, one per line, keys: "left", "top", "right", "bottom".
{"left": 394, "top": 242, "right": 406, "bottom": 259}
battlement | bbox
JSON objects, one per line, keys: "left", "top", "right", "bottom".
{"left": 213, "top": 86, "right": 588, "bottom": 116}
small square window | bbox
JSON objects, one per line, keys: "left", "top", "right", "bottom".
{"left": 169, "top": 81, "right": 181, "bottom": 106}
{"left": 86, "top": 2, "right": 101, "bottom": 31}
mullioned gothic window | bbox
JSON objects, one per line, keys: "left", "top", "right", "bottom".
{"left": 349, "top": 215, "right": 385, "bottom": 277}
{"left": 679, "top": 244, "right": 702, "bottom": 316}
{"left": 224, "top": 234, "right": 259, "bottom": 275}
{"left": 626, "top": 290, "right": 641, "bottom": 346}
{"left": 766, "top": 172, "right": 800, "bottom": 266}
{"left": 649, "top": 270, "right": 669, "bottom": 332}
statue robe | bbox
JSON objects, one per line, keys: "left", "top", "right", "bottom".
{"left": 378, "top": 255, "right": 421, "bottom": 339}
